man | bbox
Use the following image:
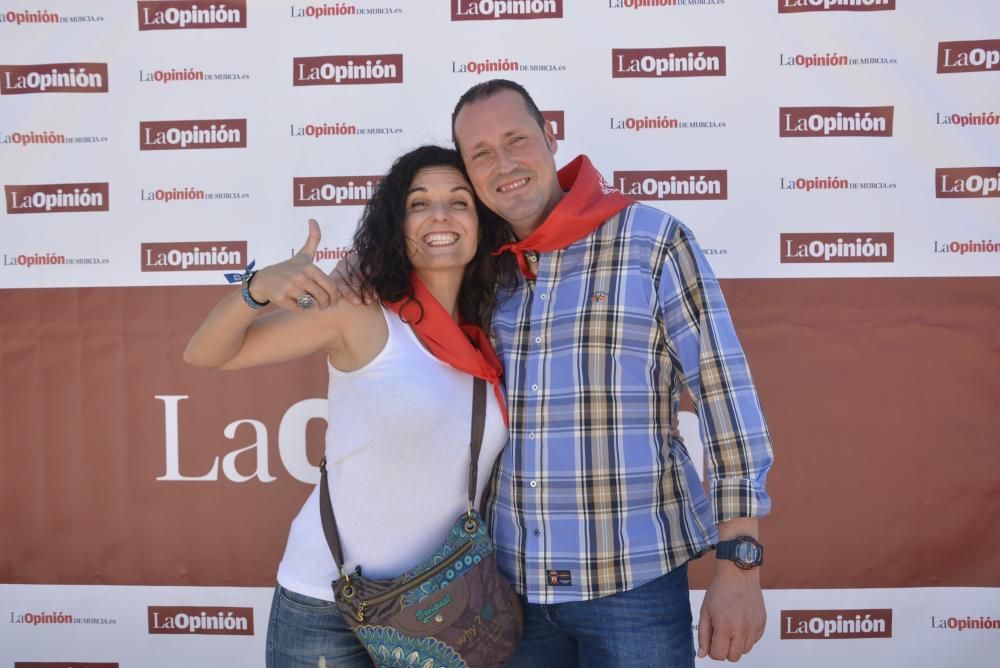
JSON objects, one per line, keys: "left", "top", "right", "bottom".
{"left": 449, "top": 80, "right": 773, "bottom": 667}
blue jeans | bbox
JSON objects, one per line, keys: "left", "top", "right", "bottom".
{"left": 508, "top": 564, "right": 695, "bottom": 668}
{"left": 266, "top": 585, "right": 373, "bottom": 668}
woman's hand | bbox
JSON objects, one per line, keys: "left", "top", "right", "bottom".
{"left": 251, "top": 219, "right": 341, "bottom": 311}
{"left": 184, "top": 219, "right": 352, "bottom": 369}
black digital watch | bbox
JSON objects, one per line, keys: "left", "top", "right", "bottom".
{"left": 715, "top": 536, "right": 764, "bottom": 570}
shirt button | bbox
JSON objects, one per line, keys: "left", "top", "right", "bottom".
{"left": 533, "top": 529, "right": 541, "bottom": 536}
{"left": 539, "top": 294, "right": 547, "bottom": 300}
{"left": 529, "top": 480, "right": 538, "bottom": 488}
{"left": 531, "top": 384, "right": 538, "bottom": 391}
{"left": 528, "top": 433, "right": 535, "bottom": 439}
{"left": 534, "top": 336, "right": 542, "bottom": 343}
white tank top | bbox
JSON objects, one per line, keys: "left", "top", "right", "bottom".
{"left": 276, "top": 305, "right": 508, "bottom": 601}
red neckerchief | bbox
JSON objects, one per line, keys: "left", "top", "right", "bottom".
{"left": 384, "top": 274, "right": 509, "bottom": 426}
{"left": 494, "top": 155, "right": 635, "bottom": 279}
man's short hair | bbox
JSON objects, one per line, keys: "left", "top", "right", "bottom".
{"left": 451, "top": 79, "right": 547, "bottom": 153}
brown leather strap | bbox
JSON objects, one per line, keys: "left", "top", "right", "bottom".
{"left": 319, "top": 457, "right": 345, "bottom": 568}
{"left": 319, "top": 377, "right": 488, "bottom": 571}
{"left": 467, "top": 377, "right": 487, "bottom": 507}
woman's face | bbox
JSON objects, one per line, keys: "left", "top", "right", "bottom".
{"left": 402, "top": 166, "right": 479, "bottom": 274}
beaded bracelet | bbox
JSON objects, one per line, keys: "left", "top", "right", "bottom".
{"left": 241, "top": 269, "right": 270, "bottom": 310}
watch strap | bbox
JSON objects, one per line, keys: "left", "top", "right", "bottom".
{"left": 716, "top": 539, "right": 738, "bottom": 561}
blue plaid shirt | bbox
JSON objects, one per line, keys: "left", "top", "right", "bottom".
{"left": 484, "top": 203, "right": 773, "bottom": 603}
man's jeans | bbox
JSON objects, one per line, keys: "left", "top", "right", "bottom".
{"left": 265, "top": 585, "right": 373, "bottom": 668}
{"left": 508, "top": 563, "right": 696, "bottom": 668}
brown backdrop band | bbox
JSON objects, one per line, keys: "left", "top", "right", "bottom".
{"left": 1, "top": 278, "right": 998, "bottom": 589}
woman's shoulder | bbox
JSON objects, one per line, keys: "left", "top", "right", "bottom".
{"left": 321, "top": 299, "right": 390, "bottom": 371}
{"left": 312, "top": 297, "right": 386, "bottom": 341}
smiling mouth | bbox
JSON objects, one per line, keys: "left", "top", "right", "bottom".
{"left": 423, "top": 232, "right": 459, "bottom": 247}
{"left": 497, "top": 177, "right": 529, "bottom": 193}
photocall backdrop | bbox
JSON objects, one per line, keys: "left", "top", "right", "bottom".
{"left": 1, "top": 1, "right": 998, "bottom": 666}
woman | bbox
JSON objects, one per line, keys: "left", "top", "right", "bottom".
{"left": 184, "top": 146, "right": 512, "bottom": 667}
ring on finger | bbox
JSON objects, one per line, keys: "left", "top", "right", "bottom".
{"left": 296, "top": 292, "right": 316, "bottom": 310}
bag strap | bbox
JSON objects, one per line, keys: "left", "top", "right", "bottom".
{"left": 319, "top": 456, "right": 345, "bottom": 568}
{"left": 319, "top": 377, "right": 488, "bottom": 573}
{"left": 466, "top": 377, "right": 487, "bottom": 509}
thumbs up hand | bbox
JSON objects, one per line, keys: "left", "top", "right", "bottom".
{"left": 247, "top": 219, "right": 342, "bottom": 312}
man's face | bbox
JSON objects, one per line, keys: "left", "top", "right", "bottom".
{"left": 453, "top": 89, "right": 562, "bottom": 238}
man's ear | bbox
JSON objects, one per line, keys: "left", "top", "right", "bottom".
{"left": 544, "top": 121, "right": 558, "bottom": 156}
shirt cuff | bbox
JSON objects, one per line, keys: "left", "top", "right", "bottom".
{"left": 711, "top": 477, "right": 772, "bottom": 526}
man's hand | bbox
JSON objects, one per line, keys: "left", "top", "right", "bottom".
{"left": 250, "top": 219, "right": 341, "bottom": 311}
{"left": 697, "top": 562, "right": 766, "bottom": 662}
{"left": 329, "top": 249, "right": 373, "bottom": 306}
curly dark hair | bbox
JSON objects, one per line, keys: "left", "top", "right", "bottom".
{"left": 352, "top": 145, "right": 515, "bottom": 329}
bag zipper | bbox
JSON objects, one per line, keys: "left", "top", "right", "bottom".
{"left": 355, "top": 540, "right": 475, "bottom": 622}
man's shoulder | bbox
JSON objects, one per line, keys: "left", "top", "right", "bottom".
{"left": 597, "top": 202, "right": 686, "bottom": 243}
{"left": 626, "top": 201, "right": 679, "bottom": 227}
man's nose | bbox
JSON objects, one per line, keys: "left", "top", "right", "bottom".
{"left": 496, "top": 145, "right": 517, "bottom": 173}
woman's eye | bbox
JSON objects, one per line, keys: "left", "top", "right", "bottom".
{"left": 408, "top": 200, "right": 426, "bottom": 209}
{"left": 452, "top": 200, "right": 469, "bottom": 208}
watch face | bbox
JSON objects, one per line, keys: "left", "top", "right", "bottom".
{"left": 735, "top": 541, "right": 761, "bottom": 566}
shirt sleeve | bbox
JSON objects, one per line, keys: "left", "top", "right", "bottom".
{"left": 655, "top": 219, "right": 773, "bottom": 525}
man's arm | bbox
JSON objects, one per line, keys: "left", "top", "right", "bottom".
{"left": 655, "top": 218, "right": 773, "bottom": 662}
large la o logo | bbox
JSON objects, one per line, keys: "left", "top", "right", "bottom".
{"left": 154, "top": 395, "right": 326, "bottom": 484}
